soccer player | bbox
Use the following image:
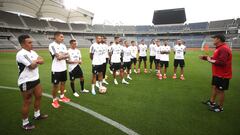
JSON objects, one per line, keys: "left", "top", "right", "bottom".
{"left": 122, "top": 40, "right": 133, "bottom": 80}
{"left": 154, "top": 39, "right": 162, "bottom": 79}
{"left": 130, "top": 40, "right": 138, "bottom": 73}
{"left": 200, "top": 34, "right": 232, "bottom": 112}
{"left": 149, "top": 39, "right": 156, "bottom": 72}
{"left": 138, "top": 39, "right": 148, "bottom": 73}
{"left": 109, "top": 36, "right": 129, "bottom": 85}
{"left": 101, "top": 36, "right": 109, "bottom": 85}
{"left": 67, "top": 39, "right": 89, "bottom": 97}
{"left": 16, "top": 35, "right": 48, "bottom": 130}
{"left": 90, "top": 35, "right": 105, "bottom": 95}
{"left": 159, "top": 40, "right": 171, "bottom": 79}
{"left": 172, "top": 39, "right": 186, "bottom": 80}
{"left": 49, "top": 32, "right": 70, "bottom": 108}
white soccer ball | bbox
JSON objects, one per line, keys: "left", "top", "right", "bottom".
{"left": 99, "top": 86, "right": 107, "bottom": 94}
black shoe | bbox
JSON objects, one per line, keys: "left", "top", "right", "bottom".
{"left": 209, "top": 105, "right": 223, "bottom": 112}
{"left": 202, "top": 99, "right": 216, "bottom": 107}
{"left": 33, "top": 114, "right": 48, "bottom": 120}
{"left": 22, "top": 122, "right": 35, "bottom": 130}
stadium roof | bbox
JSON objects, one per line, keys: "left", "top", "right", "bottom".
{"left": 0, "top": 0, "right": 94, "bottom": 24}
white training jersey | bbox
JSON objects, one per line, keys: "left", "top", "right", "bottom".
{"left": 154, "top": 45, "right": 161, "bottom": 60}
{"left": 122, "top": 46, "right": 132, "bottom": 62}
{"left": 173, "top": 44, "right": 186, "bottom": 60}
{"left": 149, "top": 44, "right": 156, "bottom": 56}
{"left": 68, "top": 48, "right": 81, "bottom": 72}
{"left": 102, "top": 43, "right": 109, "bottom": 59}
{"left": 49, "top": 41, "right": 67, "bottom": 72}
{"left": 16, "top": 49, "right": 39, "bottom": 86}
{"left": 89, "top": 43, "right": 105, "bottom": 65}
{"left": 110, "top": 43, "right": 123, "bottom": 63}
{"left": 138, "top": 44, "right": 147, "bottom": 57}
{"left": 160, "top": 45, "right": 171, "bottom": 61}
{"left": 130, "top": 45, "right": 138, "bottom": 58}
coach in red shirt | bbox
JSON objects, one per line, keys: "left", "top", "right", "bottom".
{"left": 200, "top": 34, "right": 232, "bottom": 112}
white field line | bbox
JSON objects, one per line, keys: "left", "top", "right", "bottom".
{"left": 0, "top": 85, "right": 140, "bottom": 135}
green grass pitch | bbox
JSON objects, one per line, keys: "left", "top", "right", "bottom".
{"left": 0, "top": 49, "right": 239, "bottom": 135}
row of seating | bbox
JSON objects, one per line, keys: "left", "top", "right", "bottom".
{"left": 1, "top": 10, "right": 239, "bottom": 33}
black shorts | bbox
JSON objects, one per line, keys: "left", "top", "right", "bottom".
{"left": 160, "top": 61, "right": 169, "bottom": 67}
{"left": 69, "top": 65, "right": 83, "bottom": 81}
{"left": 123, "top": 62, "right": 131, "bottom": 70}
{"left": 155, "top": 59, "right": 160, "bottom": 64}
{"left": 52, "top": 70, "right": 67, "bottom": 84}
{"left": 212, "top": 76, "right": 230, "bottom": 91}
{"left": 149, "top": 56, "right": 155, "bottom": 63}
{"left": 19, "top": 79, "right": 40, "bottom": 92}
{"left": 139, "top": 56, "right": 147, "bottom": 62}
{"left": 131, "top": 58, "right": 137, "bottom": 64}
{"left": 111, "top": 63, "right": 121, "bottom": 71}
{"left": 92, "top": 64, "right": 103, "bottom": 75}
{"left": 174, "top": 59, "right": 185, "bottom": 67}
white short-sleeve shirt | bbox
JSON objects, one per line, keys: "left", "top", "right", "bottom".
{"left": 49, "top": 41, "right": 67, "bottom": 72}
{"left": 160, "top": 45, "right": 171, "bottom": 61}
{"left": 68, "top": 48, "right": 81, "bottom": 72}
{"left": 90, "top": 43, "right": 105, "bottom": 65}
{"left": 138, "top": 44, "right": 147, "bottom": 57}
{"left": 123, "top": 46, "right": 132, "bottom": 62}
{"left": 173, "top": 44, "right": 186, "bottom": 60}
{"left": 16, "top": 49, "right": 39, "bottom": 85}
{"left": 110, "top": 43, "right": 123, "bottom": 63}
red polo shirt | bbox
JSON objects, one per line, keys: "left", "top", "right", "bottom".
{"left": 212, "top": 43, "right": 232, "bottom": 79}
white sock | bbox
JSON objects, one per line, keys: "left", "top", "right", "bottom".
{"left": 53, "top": 98, "right": 58, "bottom": 102}
{"left": 99, "top": 81, "right": 103, "bottom": 87}
{"left": 22, "top": 118, "right": 29, "bottom": 126}
{"left": 127, "top": 74, "right": 130, "bottom": 78}
{"left": 60, "top": 94, "right": 64, "bottom": 98}
{"left": 92, "top": 84, "right": 95, "bottom": 90}
{"left": 34, "top": 110, "right": 40, "bottom": 118}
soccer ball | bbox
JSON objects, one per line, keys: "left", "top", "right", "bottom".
{"left": 99, "top": 86, "right": 107, "bottom": 94}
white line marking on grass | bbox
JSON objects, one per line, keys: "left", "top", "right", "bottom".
{"left": 0, "top": 86, "right": 140, "bottom": 135}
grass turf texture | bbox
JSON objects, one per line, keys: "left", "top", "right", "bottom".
{"left": 0, "top": 49, "right": 239, "bottom": 135}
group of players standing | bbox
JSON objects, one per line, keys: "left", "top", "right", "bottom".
{"left": 16, "top": 32, "right": 187, "bottom": 130}
{"left": 89, "top": 35, "right": 187, "bottom": 95}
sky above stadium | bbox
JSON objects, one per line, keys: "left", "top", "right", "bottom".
{"left": 64, "top": 0, "right": 240, "bottom": 25}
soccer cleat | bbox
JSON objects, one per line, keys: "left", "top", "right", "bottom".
{"left": 34, "top": 114, "right": 48, "bottom": 120}
{"left": 103, "top": 79, "right": 109, "bottom": 85}
{"left": 105, "top": 75, "right": 108, "bottom": 79}
{"left": 122, "top": 79, "right": 129, "bottom": 84}
{"left": 22, "top": 122, "right": 35, "bottom": 130}
{"left": 59, "top": 96, "right": 70, "bottom": 103}
{"left": 95, "top": 82, "right": 100, "bottom": 88}
{"left": 81, "top": 89, "right": 89, "bottom": 93}
{"left": 114, "top": 79, "right": 118, "bottom": 85}
{"left": 172, "top": 74, "right": 177, "bottom": 79}
{"left": 51, "top": 100, "right": 60, "bottom": 108}
{"left": 127, "top": 76, "right": 132, "bottom": 80}
{"left": 134, "top": 69, "right": 137, "bottom": 73}
{"left": 144, "top": 69, "right": 148, "bottom": 73}
{"left": 91, "top": 89, "right": 96, "bottom": 95}
{"left": 202, "top": 99, "right": 216, "bottom": 107}
{"left": 180, "top": 75, "right": 185, "bottom": 80}
{"left": 158, "top": 74, "right": 163, "bottom": 80}
{"left": 163, "top": 74, "right": 167, "bottom": 79}
{"left": 109, "top": 70, "right": 113, "bottom": 74}
{"left": 73, "top": 92, "right": 79, "bottom": 97}
{"left": 209, "top": 105, "right": 223, "bottom": 112}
